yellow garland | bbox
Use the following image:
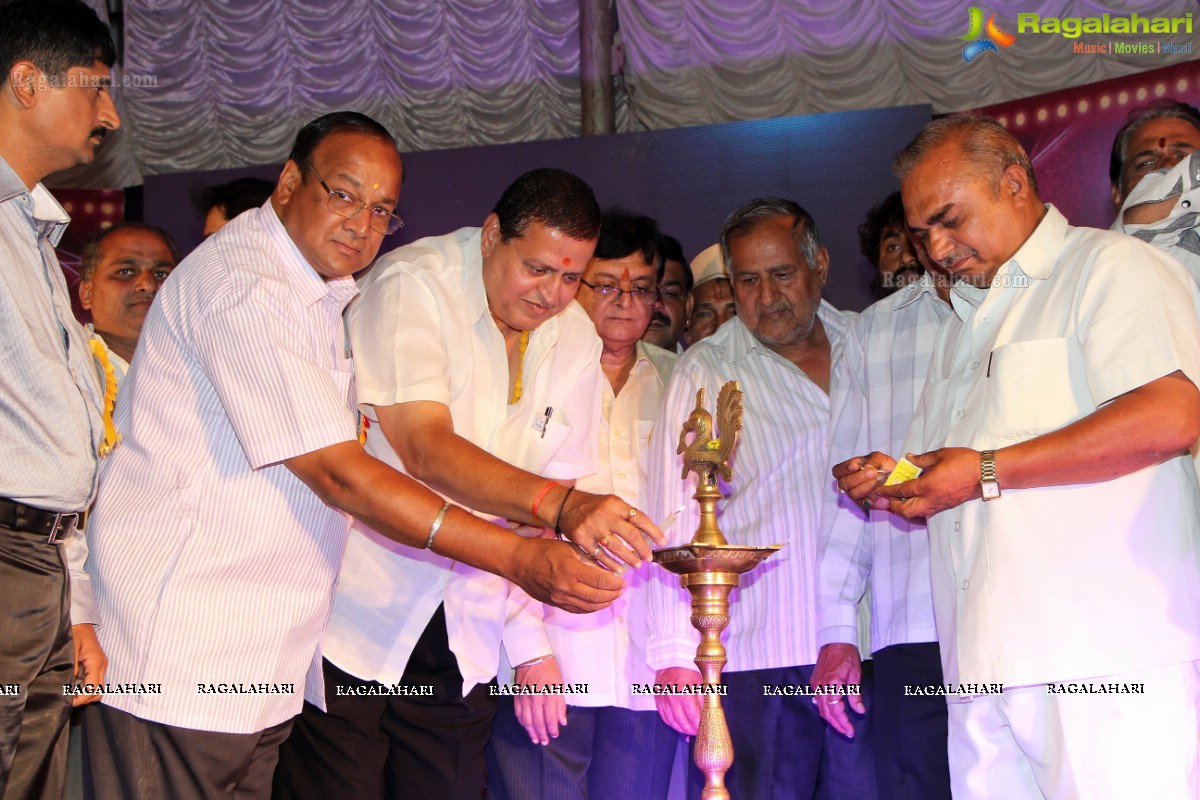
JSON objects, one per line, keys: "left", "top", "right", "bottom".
{"left": 88, "top": 337, "right": 121, "bottom": 457}
{"left": 510, "top": 330, "right": 529, "bottom": 405}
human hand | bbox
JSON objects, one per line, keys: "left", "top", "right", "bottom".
{"left": 71, "top": 623, "right": 107, "bottom": 707}
{"left": 832, "top": 451, "right": 897, "bottom": 512}
{"left": 514, "top": 656, "right": 567, "bottom": 745}
{"left": 509, "top": 538, "right": 624, "bottom": 613}
{"left": 557, "top": 490, "right": 665, "bottom": 572}
{"left": 653, "top": 667, "right": 702, "bottom": 735}
{"left": 876, "top": 448, "right": 980, "bottom": 518}
{"left": 810, "top": 643, "right": 864, "bottom": 737}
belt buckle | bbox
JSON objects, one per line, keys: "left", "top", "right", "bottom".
{"left": 47, "top": 512, "right": 80, "bottom": 544}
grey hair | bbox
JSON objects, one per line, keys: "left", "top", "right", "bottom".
{"left": 719, "top": 197, "right": 821, "bottom": 271}
{"left": 893, "top": 113, "right": 1038, "bottom": 195}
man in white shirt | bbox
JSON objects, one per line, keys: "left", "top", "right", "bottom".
{"left": 82, "top": 117, "right": 622, "bottom": 800}
{"left": 78, "top": 222, "right": 179, "bottom": 380}
{"left": 814, "top": 193, "right": 953, "bottom": 800}
{"left": 0, "top": 2, "right": 119, "bottom": 796}
{"left": 845, "top": 113, "right": 1200, "bottom": 800}
{"left": 488, "top": 210, "right": 680, "bottom": 800}
{"left": 645, "top": 198, "right": 876, "bottom": 800}
{"left": 274, "top": 171, "right": 663, "bottom": 800}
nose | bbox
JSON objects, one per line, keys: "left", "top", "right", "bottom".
{"left": 344, "top": 209, "right": 372, "bottom": 238}
{"left": 133, "top": 269, "right": 157, "bottom": 293}
{"left": 898, "top": 234, "right": 918, "bottom": 265}
{"left": 98, "top": 89, "right": 120, "bottom": 131}
{"left": 925, "top": 229, "right": 954, "bottom": 264}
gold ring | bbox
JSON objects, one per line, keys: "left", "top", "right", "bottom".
{"left": 599, "top": 536, "right": 609, "bottom": 547}
{"left": 590, "top": 545, "right": 602, "bottom": 558}
{"left": 628, "top": 508, "right": 638, "bottom": 519}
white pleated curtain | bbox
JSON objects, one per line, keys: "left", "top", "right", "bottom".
{"left": 65, "top": 0, "right": 1197, "bottom": 182}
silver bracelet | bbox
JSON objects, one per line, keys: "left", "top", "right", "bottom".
{"left": 424, "top": 502, "right": 451, "bottom": 550}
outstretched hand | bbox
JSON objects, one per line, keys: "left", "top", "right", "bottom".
{"left": 558, "top": 491, "right": 665, "bottom": 572}
{"left": 509, "top": 537, "right": 624, "bottom": 613}
{"left": 876, "top": 448, "right": 981, "bottom": 518}
{"left": 832, "top": 451, "right": 897, "bottom": 512}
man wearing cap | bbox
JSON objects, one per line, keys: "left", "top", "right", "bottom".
{"left": 682, "top": 243, "right": 736, "bottom": 346}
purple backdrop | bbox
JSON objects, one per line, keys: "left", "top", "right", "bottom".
{"left": 145, "top": 104, "right": 934, "bottom": 313}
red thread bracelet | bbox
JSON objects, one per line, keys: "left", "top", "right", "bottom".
{"left": 530, "top": 481, "right": 558, "bottom": 522}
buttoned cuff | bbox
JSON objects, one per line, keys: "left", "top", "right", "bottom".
{"left": 65, "top": 527, "right": 100, "bottom": 626}
{"left": 646, "top": 634, "right": 701, "bottom": 673}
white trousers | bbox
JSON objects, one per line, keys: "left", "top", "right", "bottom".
{"left": 947, "top": 660, "right": 1200, "bottom": 799}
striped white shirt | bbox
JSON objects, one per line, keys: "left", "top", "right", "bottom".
{"left": 644, "top": 304, "right": 848, "bottom": 673}
{"left": 86, "top": 203, "right": 359, "bottom": 734}
{"left": 543, "top": 341, "right": 676, "bottom": 711}
{"left": 816, "top": 278, "right": 952, "bottom": 654}
{"left": 323, "top": 229, "right": 604, "bottom": 697}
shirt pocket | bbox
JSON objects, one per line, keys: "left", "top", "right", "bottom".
{"left": 495, "top": 410, "right": 572, "bottom": 473}
{"left": 981, "top": 337, "right": 1074, "bottom": 442}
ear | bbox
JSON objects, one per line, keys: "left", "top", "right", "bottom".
{"left": 1111, "top": 182, "right": 1125, "bottom": 214}
{"left": 274, "top": 160, "right": 302, "bottom": 208}
{"left": 480, "top": 213, "right": 501, "bottom": 259}
{"left": 683, "top": 293, "right": 694, "bottom": 326}
{"left": 7, "top": 62, "right": 40, "bottom": 109}
{"left": 78, "top": 279, "right": 93, "bottom": 310}
{"left": 812, "top": 245, "right": 830, "bottom": 288}
{"left": 1000, "top": 163, "right": 1032, "bottom": 205}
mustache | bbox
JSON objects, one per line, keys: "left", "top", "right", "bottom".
{"left": 650, "top": 311, "right": 670, "bottom": 326}
{"left": 938, "top": 249, "right": 977, "bottom": 270}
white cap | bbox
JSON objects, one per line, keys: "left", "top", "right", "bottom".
{"left": 690, "top": 244, "right": 728, "bottom": 288}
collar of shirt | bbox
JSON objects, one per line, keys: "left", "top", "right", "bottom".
{"left": 717, "top": 298, "right": 847, "bottom": 364}
{"left": 636, "top": 340, "right": 676, "bottom": 387}
{"left": 0, "top": 153, "right": 70, "bottom": 246}
{"left": 950, "top": 204, "right": 1064, "bottom": 321}
{"left": 257, "top": 201, "right": 358, "bottom": 310}
{"left": 892, "top": 272, "right": 945, "bottom": 310}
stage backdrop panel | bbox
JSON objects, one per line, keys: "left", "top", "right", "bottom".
{"left": 145, "top": 103, "right": 932, "bottom": 313}
{"left": 978, "top": 60, "right": 1200, "bottom": 231}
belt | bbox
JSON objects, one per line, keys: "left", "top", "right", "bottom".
{"left": 0, "top": 497, "right": 81, "bottom": 544}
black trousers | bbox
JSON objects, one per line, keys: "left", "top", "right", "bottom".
{"left": 486, "top": 699, "right": 679, "bottom": 800}
{"left": 871, "top": 642, "right": 952, "bottom": 800}
{"left": 273, "top": 605, "right": 497, "bottom": 800}
{"left": 82, "top": 703, "right": 292, "bottom": 800}
{"left": 687, "top": 664, "right": 878, "bottom": 800}
{"left": 0, "top": 526, "right": 73, "bottom": 800}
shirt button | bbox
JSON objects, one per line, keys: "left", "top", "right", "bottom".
{"left": 961, "top": 580, "right": 969, "bottom": 590}
{"left": 956, "top": 409, "right": 965, "bottom": 418}
{"left": 970, "top": 360, "right": 980, "bottom": 369}
{"left": 954, "top": 521, "right": 961, "bottom": 531}
{"left": 618, "top": 472, "right": 626, "bottom": 480}
{"left": 981, "top": 315, "right": 990, "bottom": 324}
{"left": 1183, "top": 200, "right": 1192, "bottom": 209}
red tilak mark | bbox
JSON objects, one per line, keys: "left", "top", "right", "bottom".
{"left": 1161, "top": 137, "right": 1168, "bottom": 148}
{"left": 562, "top": 257, "right": 572, "bottom": 266}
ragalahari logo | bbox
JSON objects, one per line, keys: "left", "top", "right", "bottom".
{"left": 961, "top": 7, "right": 1016, "bottom": 62}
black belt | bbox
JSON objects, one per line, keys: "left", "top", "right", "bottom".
{"left": 0, "top": 497, "right": 81, "bottom": 543}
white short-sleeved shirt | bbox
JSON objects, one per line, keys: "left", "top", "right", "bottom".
{"left": 905, "top": 205, "right": 1200, "bottom": 690}
{"left": 542, "top": 341, "right": 676, "bottom": 711}
{"left": 323, "top": 227, "right": 604, "bottom": 696}
{"left": 644, "top": 305, "right": 849, "bottom": 674}
{"left": 816, "top": 279, "right": 951, "bottom": 654}
{"left": 87, "top": 204, "right": 359, "bottom": 734}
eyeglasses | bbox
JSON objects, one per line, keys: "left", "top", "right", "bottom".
{"left": 303, "top": 162, "right": 404, "bottom": 235}
{"left": 580, "top": 280, "right": 659, "bottom": 305}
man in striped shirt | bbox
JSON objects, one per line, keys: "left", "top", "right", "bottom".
{"left": 645, "top": 198, "right": 876, "bottom": 800}
{"left": 81, "top": 114, "right": 623, "bottom": 800}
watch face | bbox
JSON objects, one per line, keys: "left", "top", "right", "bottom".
{"left": 981, "top": 480, "right": 1001, "bottom": 500}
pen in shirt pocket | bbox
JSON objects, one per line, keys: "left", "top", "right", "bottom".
{"left": 540, "top": 407, "right": 553, "bottom": 439}
{"left": 986, "top": 351, "right": 993, "bottom": 378}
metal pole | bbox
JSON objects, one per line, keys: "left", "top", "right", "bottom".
{"left": 580, "top": 0, "right": 615, "bottom": 136}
